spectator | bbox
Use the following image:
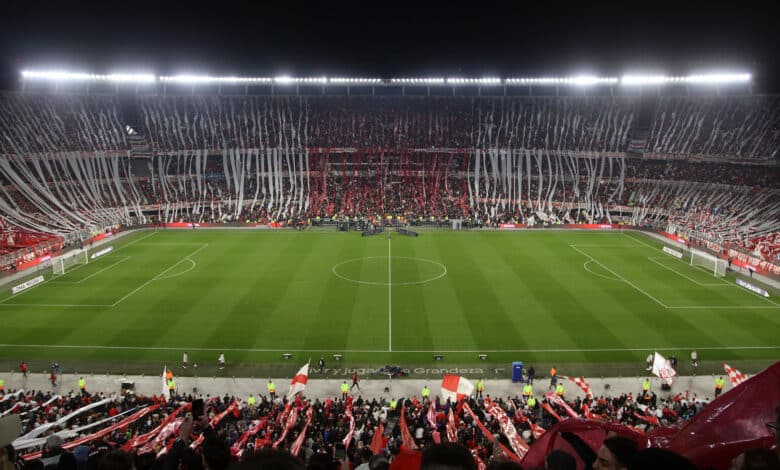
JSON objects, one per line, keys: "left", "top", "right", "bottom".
{"left": 593, "top": 436, "right": 637, "bottom": 470}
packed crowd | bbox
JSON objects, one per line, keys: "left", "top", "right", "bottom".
{"left": 3, "top": 375, "right": 771, "bottom": 470}
{"left": 1, "top": 92, "right": 778, "bottom": 269}
{"left": 1, "top": 150, "right": 779, "bottom": 272}
{"left": 2, "top": 93, "right": 778, "bottom": 162}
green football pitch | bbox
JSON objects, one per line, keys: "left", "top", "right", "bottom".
{"left": 1, "top": 229, "right": 778, "bottom": 376}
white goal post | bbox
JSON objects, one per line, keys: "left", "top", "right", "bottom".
{"left": 690, "top": 248, "right": 727, "bottom": 277}
{"left": 52, "top": 249, "right": 89, "bottom": 275}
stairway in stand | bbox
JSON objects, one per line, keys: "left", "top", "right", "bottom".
{"left": 128, "top": 133, "right": 154, "bottom": 158}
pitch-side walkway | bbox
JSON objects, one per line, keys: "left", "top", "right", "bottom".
{"left": 1, "top": 371, "right": 729, "bottom": 403}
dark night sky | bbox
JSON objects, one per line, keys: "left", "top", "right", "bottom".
{"left": 0, "top": 1, "right": 777, "bottom": 91}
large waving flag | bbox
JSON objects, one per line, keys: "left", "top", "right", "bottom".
{"left": 370, "top": 424, "right": 385, "bottom": 455}
{"left": 441, "top": 375, "right": 474, "bottom": 402}
{"left": 722, "top": 363, "right": 747, "bottom": 386}
{"left": 288, "top": 363, "right": 309, "bottom": 399}
{"left": 651, "top": 352, "right": 677, "bottom": 385}
{"left": 560, "top": 376, "right": 594, "bottom": 399}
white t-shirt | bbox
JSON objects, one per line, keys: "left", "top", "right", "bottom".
{"left": 218, "top": 354, "right": 225, "bottom": 363}
{"left": 691, "top": 351, "right": 697, "bottom": 361}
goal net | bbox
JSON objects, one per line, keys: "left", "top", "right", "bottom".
{"left": 690, "top": 248, "right": 727, "bottom": 277}
{"left": 52, "top": 249, "right": 88, "bottom": 275}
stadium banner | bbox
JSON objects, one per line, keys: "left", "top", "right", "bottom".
{"left": 499, "top": 224, "right": 526, "bottom": 229}
{"left": 90, "top": 246, "right": 113, "bottom": 259}
{"left": 662, "top": 246, "right": 684, "bottom": 259}
{"left": 161, "top": 222, "right": 281, "bottom": 229}
{"left": 11, "top": 275, "right": 44, "bottom": 294}
{"left": 657, "top": 231, "right": 688, "bottom": 245}
{"left": 15, "top": 254, "right": 52, "bottom": 272}
{"left": 560, "top": 224, "right": 618, "bottom": 230}
{"left": 735, "top": 278, "right": 770, "bottom": 298}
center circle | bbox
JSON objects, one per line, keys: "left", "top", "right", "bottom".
{"left": 332, "top": 256, "right": 447, "bottom": 286}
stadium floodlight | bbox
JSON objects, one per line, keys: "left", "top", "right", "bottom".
{"left": 621, "top": 73, "right": 751, "bottom": 86}
{"left": 391, "top": 78, "right": 445, "bottom": 85}
{"left": 505, "top": 76, "right": 618, "bottom": 85}
{"left": 21, "top": 70, "right": 156, "bottom": 83}
{"left": 621, "top": 75, "right": 671, "bottom": 86}
{"left": 274, "top": 75, "right": 294, "bottom": 84}
{"left": 446, "top": 77, "right": 502, "bottom": 85}
{"left": 159, "top": 75, "right": 273, "bottom": 84}
{"left": 680, "top": 73, "right": 751, "bottom": 84}
{"left": 329, "top": 77, "right": 381, "bottom": 84}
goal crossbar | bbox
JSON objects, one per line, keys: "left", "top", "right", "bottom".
{"left": 53, "top": 249, "right": 88, "bottom": 275}
{"left": 690, "top": 248, "right": 727, "bottom": 277}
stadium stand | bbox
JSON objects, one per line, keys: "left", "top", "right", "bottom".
{"left": 1, "top": 93, "right": 779, "bottom": 273}
{"left": 1, "top": 360, "right": 778, "bottom": 470}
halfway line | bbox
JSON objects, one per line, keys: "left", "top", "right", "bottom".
{"left": 388, "top": 236, "right": 392, "bottom": 352}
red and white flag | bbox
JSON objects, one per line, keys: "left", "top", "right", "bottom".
{"left": 484, "top": 398, "right": 530, "bottom": 459}
{"left": 272, "top": 407, "right": 298, "bottom": 448}
{"left": 427, "top": 401, "right": 437, "bottom": 428}
{"left": 471, "top": 448, "right": 487, "bottom": 470}
{"left": 290, "top": 407, "right": 312, "bottom": 457}
{"left": 369, "top": 424, "right": 385, "bottom": 455}
{"left": 288, "top": 363, "right": 309, "bottom": 399}
{"left": 446, "top": 408, "right": 457, "bottom": 443}
{"left": 545, "top": 392, "right": 579, "bottom": 418}
{"left": 343, "top": 402, "right": 356, "bottom": 450}
{"left": 651, "top": 352, "right": 677, "bottom": 385}
{"left": 722, "top": 363, "right": 747, "bottom": 386}
{"left": 560, "top": 376, "right": 593, "bottom": 399}
{"left": 441, "top": 375, "right": 474, "bottom": 402}
{"left": 515, "top": 410, "right": 546, "bottom": 439}
{"left": 399, "top": 405, "right": 419, "bottom": 450}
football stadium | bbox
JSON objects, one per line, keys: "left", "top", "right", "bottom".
{"left": 1, "top": 8, "right": 779, "bottom": 468}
